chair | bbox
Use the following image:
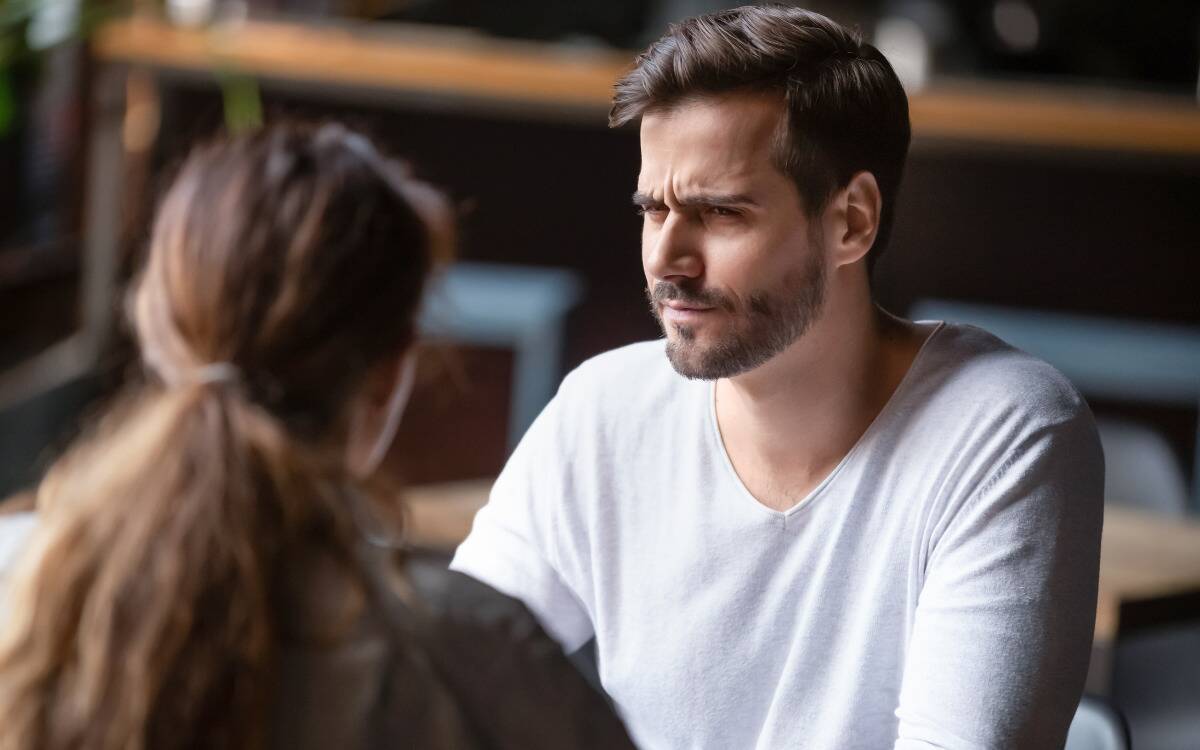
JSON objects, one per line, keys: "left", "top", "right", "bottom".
{"left": 0, "top": 368, "right": 103, "bottom": 499}
{"left": 1066, "top": 695, "right": 1132, "bottom": 750}
{"left": 420, "top": 262, "right": 583, "bottom": 451}
{"left": 1097, "top": 418, "right": 1189, "bottom": 517}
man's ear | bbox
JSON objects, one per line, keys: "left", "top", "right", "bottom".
{"left": 828, "top": 171, "right": 881, "bottom": 268}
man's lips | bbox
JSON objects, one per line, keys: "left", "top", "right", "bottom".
{"left": 661, "top": 300, "right": 716, "bottom": 323}
{"left": 663, "top": 300, "right": 714, "bottom": 312}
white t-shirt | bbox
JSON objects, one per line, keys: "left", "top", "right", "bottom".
{"left": 451, "top": 323, "right": 1104, "bottom": 749}
{"left": 0, "top": 512, "right": 36, "bottom": 578}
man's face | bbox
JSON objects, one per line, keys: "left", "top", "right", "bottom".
{"left": 637, "top": 92, "right": 828, "bottom": 381}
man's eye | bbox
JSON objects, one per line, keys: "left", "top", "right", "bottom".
{"left": 636, "top": 206, "right": 666, "bottom": 217}
{"left": 707, "top": 206, "right": 741, "bottom": 218}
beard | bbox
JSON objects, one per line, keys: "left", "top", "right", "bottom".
{"left": 647, "top": 248, "right": 827, "bottom": 380}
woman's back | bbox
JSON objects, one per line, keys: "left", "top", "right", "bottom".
{"left": 274, "top": 547, "right": 631, "bottom": 749}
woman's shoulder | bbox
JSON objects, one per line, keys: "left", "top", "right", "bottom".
{"left": 406, "top": 554, "right": 548, "bottom": 633}
{"left": 271, "top": 547, "right": 480, "bottom": 750}
{"left": 401, "top": 553, "right": 636, "bottom": 749}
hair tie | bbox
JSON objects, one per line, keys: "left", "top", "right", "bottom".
{"left": 189, "top": 362, "right": 242, "bottom": 387}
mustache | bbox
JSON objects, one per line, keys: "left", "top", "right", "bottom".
{"left": 647, "top": 281, "right": 735, "bottom": 312}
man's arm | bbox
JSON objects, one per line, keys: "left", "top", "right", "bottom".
{"left": 449, "top": 391, "right": 595, "bottom": 653}
{"left": 895, "top": 410, "right": 1104, "bottom": 749}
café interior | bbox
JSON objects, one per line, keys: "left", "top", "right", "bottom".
{"left": 0, "top": 1, "right": 1197, "bottom": 748}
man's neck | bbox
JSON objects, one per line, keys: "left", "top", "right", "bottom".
{"left": 714, "top": 273, "right": 926, "bottom": 511}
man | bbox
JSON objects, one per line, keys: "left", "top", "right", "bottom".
{"left": 452, "top": 5, "right": 1103, "bottom": 748}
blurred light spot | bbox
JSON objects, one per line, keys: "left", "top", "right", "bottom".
{"left": 875, "top": 17, "right": 930, "bottom": 92}
{"left": 992, "top": 0, "right": 1039, "bottom": 53}
{"left": 167, "top": 0, "right": 215, "bottom": 28}
{"left": 26, "top": 0, "right": 80, "bottom": 51}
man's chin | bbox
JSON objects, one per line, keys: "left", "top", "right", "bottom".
{"left": 664, "top": 328, "right": 789, "bottom": 381}
{"left": 664, "top": 336, "right": 722, "bottom": 381}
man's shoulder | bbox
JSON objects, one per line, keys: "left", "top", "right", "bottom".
{"left": 898, "top": 324, "right": 1103, "bottom": 531}
{"left": 918, "top": 323, "right": 1089, "bottom": 428}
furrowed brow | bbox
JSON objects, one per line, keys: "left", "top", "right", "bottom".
{"left": 632, "top": 191, "right": 662, "bottom": 208}
{"left": 676, "top": 192, "right": 758, "bottom": 209}
{"left": 633, "top": 191, "right": 758, "bottom": 209}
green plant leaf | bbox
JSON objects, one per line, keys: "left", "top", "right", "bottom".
{"left": 0, "top": 68, "right": 14, "bottom": 136}
{"left": 219, "top": 71, "right": 263, "bottom": 132}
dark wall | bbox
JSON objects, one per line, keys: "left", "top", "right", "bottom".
{"left": 876, "top": 142, "right": 1200, "bottom": 323}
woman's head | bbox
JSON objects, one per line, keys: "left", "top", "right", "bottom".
{"left": 134, "top": 122, "right": 449, "bottom": 467}
{"left": 0, "top": 124, "right": 450, "bottom": 749}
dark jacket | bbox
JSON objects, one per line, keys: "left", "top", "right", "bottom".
{"left": 272, "top": 546, "right": 635, "bottom": 749}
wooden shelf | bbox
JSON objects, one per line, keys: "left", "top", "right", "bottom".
{"left": 91, "top": 15, "right": 632, "bottom": 115}
{"left": 92, "top": 15, "right": 1200, "bottom": 153}
{"left": 910, "top": 83, "right": 1200, "bottom": 156}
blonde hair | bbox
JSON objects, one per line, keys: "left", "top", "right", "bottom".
{"left": 0, "top": 123, "right": 450, "bottom": 749}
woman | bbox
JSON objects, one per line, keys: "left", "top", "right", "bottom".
{"left": 0, "top": 124, "right": 633, "bottom": 749}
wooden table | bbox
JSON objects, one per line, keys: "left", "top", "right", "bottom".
{"left": 408, "top": 482, "right": 1200, "bottom": 694}
{"left": 406, "top": 479, "right": 493, "bottom": 551}
{"left": 1091, "top": 505, "right": 1200, "bottom": 692}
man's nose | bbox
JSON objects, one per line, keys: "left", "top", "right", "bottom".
{"left": 644, "top": 213, "right": 702, "bottom": 283}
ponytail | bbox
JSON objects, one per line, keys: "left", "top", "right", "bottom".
{"left": 0, "top": 381, "right": 362, "bottom": 750}
{"left": 0, "top": 123, "right": 443, "bottom": 749}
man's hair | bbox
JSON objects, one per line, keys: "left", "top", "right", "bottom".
{"left": 610, "top": 4, "right": 911, "bottom": 269}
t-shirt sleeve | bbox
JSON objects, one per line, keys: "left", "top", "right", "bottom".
{"left": 894, "top": 408, "right": 1104, "bottom": 749}
{"left": 449, "top": 391, "right": 595, "bottom": 653}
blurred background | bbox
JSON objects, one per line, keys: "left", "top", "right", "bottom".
{"left": 0, "top": 0, "right": 1197, "bottom": 747}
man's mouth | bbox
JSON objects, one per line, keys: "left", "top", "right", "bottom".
{"left": 661, "top": 300, "right": 716, "bottom": 324}
{"left": 648, "top": 281, "right": 730, "bottom": 328}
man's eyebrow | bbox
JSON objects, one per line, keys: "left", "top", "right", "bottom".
{"left": 631, "top": 191, "right": 758, "bottom": 208}
{"left": 680, "top": 193, "right": 759, "bottom": 209}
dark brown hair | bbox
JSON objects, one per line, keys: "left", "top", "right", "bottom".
{"left": 0, "top": 123, "right": 450, "bottom": 749}
{"left": 611, "top": 4, "right": 911, "bottom": 268}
